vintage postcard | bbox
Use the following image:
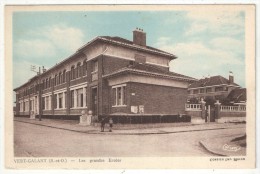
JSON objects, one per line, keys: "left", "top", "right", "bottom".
{"left": 4, "top": 5, "right": 255, "bottom": 169}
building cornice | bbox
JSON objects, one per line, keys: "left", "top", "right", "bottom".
{"left": 103, "top": 67, "right": 197, "bottom": 83}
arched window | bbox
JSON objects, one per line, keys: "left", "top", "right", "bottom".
{"left": 71, "top": 66, "right": 75, "bottom": 80}
{"left": 42, "top": 80, "right": 45, "bottom": 89}
{"left": 55, "top": 74, "right": 58, "bottom": 86}
{"left": 59, "top": 72, "right": 62, "bottom": 84}
{"left": 49, "top": 77, "right": 51, "bottom": 87}
{"left": 46, "top": 78, "right": 49, "bottom": 88}
{"left": 76, "top": 62, "right": 81, "bottom": 78}
{"left": 83, "top": 60, "right": 87, "bottom": 76}
{"left": 63, "top": 69, "right": 66, "bottom": 83}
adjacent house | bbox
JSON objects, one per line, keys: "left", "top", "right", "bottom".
{"left": 187, "top": 72, "right": 241, "bottom": 102}
{"left": 14, "top": 28, "right": 196, "bottom": 121}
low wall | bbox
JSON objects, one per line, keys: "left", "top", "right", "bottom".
{"left": 100, "top": 114, "right": 191, "bottom": 124}
{"left": 185, "top": 111, "right": 201, "bottom": 118}
{"left": 185, "top": 111, "right": 205, "bottom": 124}
{"left": 220, "top": 111, "right": 246, "bottom": 117}
{"left": 14, "top": 114, "right": 30, "bottom": 118}
{"left": 217, "top": 111, "right": 246, "bottom": 123}
{"left": 35, "top": 115, "right": 80, "bottom": 120}
{"left": 216, "top": 117, "right": 246, "bottom": 123}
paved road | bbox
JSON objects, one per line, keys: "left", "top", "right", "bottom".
{"left": 14, "top": 121, "right": 245, "bottom": 157}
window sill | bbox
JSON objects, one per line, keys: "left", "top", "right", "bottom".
{"left": 70, "top": 107, "right": 87, "bottom": 109}
{"left": 54, "top": 82, "right": 66, "bottom": 86}
{"left": 70, "top": 77, "right": 82, "bottom": 81}
{"left": 112, "top": 105, "right": 127, "bottom": 108}
{"left": 54, "top": 108, "right": 66, "bottom": 110}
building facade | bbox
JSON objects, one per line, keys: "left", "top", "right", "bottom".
{"left": 14, "top": 29, "right": 196, "bottom": 119}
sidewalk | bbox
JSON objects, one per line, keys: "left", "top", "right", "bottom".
{"left": 199, "top": 134, "right": 246, "bottom": 156}
{"left": 14, "top": 117, "right": 245, "bottom": 135}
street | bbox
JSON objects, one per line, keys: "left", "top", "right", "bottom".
{"left": 14, "top": 121, "right": 245, "bottom": 157}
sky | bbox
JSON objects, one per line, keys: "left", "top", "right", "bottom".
{"left": 13, "top": 10, "right": 245, "bottom": 92}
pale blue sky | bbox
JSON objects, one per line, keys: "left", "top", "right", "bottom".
{"left": 13, "top": 10, "right": 245, "bottom": 91}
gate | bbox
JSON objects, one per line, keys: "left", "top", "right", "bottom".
{"left": 206, "top": 105, "right": 216, "bottom": 122}
{"left": 210, "top": 108, "right": 215, "bottom": 122}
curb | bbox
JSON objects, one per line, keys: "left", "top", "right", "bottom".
{"left": 14, "top": 120, "right": 243, "bottom": 136}
{"left": 199, "top": 140, "right": 227, "bottom": 156}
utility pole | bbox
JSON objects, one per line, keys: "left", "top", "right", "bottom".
{"left": 31, "top": 65, "right": 43, "bottom": 121}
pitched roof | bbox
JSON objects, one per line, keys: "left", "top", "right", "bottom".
{"left": 78, "top": 36, "right": 177, "bottom": 59}
{"left": 100, "top": 36, "right": 174, "bottom": 55}
{"left": 103, "top": 62, "right": 197, "bottom": 82}
{"left": 189, "top": 75, "right": 240, "bottom": 88}
{"left": 14, "top": 35, "right": 177, "bottom": 91}
{"left": 227, "top": 88, "right": 247, "bottom": 102}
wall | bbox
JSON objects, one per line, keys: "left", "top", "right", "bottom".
{"left": 103, "top": 56, "right": 131, "bottom": 75}
{"left": 185, "top": 111, "right": 201, "bottom": 118}
{"left": 220, "top": 111, "right": 246, "bottom": 117}
{"left": 127, "top": 82, "right": 187, "bottom": 115}
{"left": 104, "top": 44, "right": 170, "bottom": 69}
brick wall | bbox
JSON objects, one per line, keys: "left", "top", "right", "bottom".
{"left": 131, "top": 83, "right": 187, "bottom": 114}
{"left": 109, "top": 82, "right": 187, "bottom": 115}
{"left": 103, "top": 56, "right": 130, "bottom": 75}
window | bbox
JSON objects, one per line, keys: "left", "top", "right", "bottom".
{"left": 71, "top": 90, "right": 74, "bottom": 108}
{"left": 42, "top": 97, "right": 45, "bottom": 110}
{"left": 49, "top": 77, "right": 51, "bottom": 87}
{"left": 42, "top": 80, "right": 45, "bottom": 89}
{"left": 20, "top": 102, "right": 23, "bottom": 112}
{"left": 70, "top": 87, "right": 87, "bottom": 108}
{"left": 215, "top": 86, "right": 224, "bottom": 92}
{"left": 64, "top": 92, "right": 67, "bottom": 108}
{"left": 92, "top": 60, "right": 98, "bottom": 72}
{"left": 54, "top": 94, "right": 57, "bottom": 109}
{"left": 71, "top": 66, "right": 75, "bottom": 80}
{"left": 206, "top": 88, "right": 212, "bottom": 93}
{"left": 83, "top": 61, "right": 87, "bottom": 76}
{"left": 76, "top": 62, "right": 81, "bottom": 78}
{"left": 46, "top": 78, "right": 49, "bottom": 88}
{"left": 30, "top": 100, "right": 33, "bottom": 111}
{"left": 112, "top": 85, "right": 126, "bottom": 106}
{"left": 59, "top": 72, "right": 62, "bottom": 84}
{"left": 193, "top": 89, "right": 199, "bottom": 94}
{"left": 63, "top": 70, "right": 66, "bottom": 83}
{"left": 55, "top": 74, "right": 58, "bottom": 86}
{"left": 59, "top": 93, "right": 63, "bottom": 108}
{"left": 77, "top": 88, "right": 83, "bottom": 107}
{"left": 199, "top": 88, "right": 205, "bottom": 93}
{"left": 44, "top": 96, "right": 52, "bottom": 110}
{"left": 24, "top": 101, "right": 29, "bottom": 111}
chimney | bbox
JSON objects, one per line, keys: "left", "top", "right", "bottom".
{"left": 229, "top": 71, "right": 234, "bottom": 83}
{"left": 42, "top": 66, "right": 46, "bottom": 73}
{"left": 133, "top": 28, "right": 146, "bottom": 47}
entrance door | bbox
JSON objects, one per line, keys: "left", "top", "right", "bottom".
{"left": 92, "top": 87, "right": 98, "bottom": 116}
